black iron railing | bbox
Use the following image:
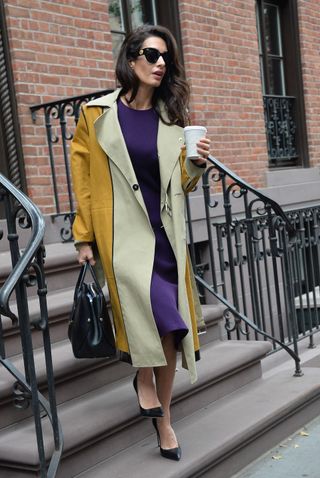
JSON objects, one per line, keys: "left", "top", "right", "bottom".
{"left": 0, "top": 174, "right": 63, "bottom": 476}
{"left": 30, "top": 89, "right": 113, "bottom": 241}
{"left": 188, "top": 156, "right": 320, "bottom": 376}
{"left": 263, "top": 95, "right": 297, "bottom": 165}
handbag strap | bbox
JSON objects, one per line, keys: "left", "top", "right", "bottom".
{"left": 75, "top": 262, "right": 88, "bottom": 290}
{"left": 75, "top": 261, "right": 103, "bottom": 294}
{"left": 86, "top": 262, "right": 103, "bottom": 293}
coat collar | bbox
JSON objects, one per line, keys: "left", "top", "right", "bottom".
{"left": 91, "top": 89, "right": 184, "bottom": 209}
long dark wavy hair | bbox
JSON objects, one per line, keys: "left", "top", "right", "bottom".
{"left": 115, "top": 25, "right": 190, "bottom": 127}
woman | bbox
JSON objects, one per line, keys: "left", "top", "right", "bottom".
{"left": 71, "top": 25, "right": 210, "bottom": 461}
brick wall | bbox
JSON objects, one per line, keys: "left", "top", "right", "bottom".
{"left": 298, "top": 0, "right": 320, "bottom": 168}
{"left": 179, "top": 0, "right": 268, "bottom": 188}
{"left": 4, "top": 0, "right": 115, "bottom": 213}
{"left": 3, "top": 0, "right": 320, "bottom": 214}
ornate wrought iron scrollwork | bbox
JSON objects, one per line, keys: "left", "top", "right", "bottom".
{"left": 224, "top": 307, "right": 250, "bottom": 337}
{"left": 195, "top": 262, "right": 209, "bottom": 278}
{"left": 17, "top": 207, "right": 32, "bottom": 230}
{"left": 263, "top": 95, "right": 297, "bottom": 164}
{"left": 60, "top": 212, "right": 75, "bottom": 242}
{"left": 13, "top": 381, "right": 31, "bottom": 409}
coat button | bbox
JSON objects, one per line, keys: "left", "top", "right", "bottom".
{"left": 132, "top": 184, "right": 139, "bottom": 191}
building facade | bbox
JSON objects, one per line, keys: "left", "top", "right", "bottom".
{"left": 1, "top": 0, "right": 320, "bottom": 227}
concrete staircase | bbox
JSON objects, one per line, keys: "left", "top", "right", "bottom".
{"left": 1, "top": 241, "right": 320, "bottom": 477}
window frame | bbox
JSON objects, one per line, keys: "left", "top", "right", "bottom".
{"left": 108, "top": 0, "right": 183, "bottom": 62}
{"left": 256, "top": 0, "right": 309, "bottom": 168}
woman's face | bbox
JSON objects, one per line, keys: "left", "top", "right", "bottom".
{"left": 130, "top": 36, "right": 168, "bottom": 90}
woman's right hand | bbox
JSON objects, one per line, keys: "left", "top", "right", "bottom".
{"left": 77, "top": 243, "right": 96, "bottom": 266}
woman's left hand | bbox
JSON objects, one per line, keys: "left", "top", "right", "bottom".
{"left": 193, "top": 136, "right": 211, "bottom": 166}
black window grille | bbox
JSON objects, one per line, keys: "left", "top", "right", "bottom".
{"left": 256, "top": 0, "right": 308, "bottom": 167}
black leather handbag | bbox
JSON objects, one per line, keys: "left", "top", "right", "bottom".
{"left": 68, "top": 261, "right": 116, "bottom": 358}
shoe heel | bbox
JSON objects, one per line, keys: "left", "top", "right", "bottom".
{"left": 152, "top": 418, "right": 182, "bottom": 461}
{"left": 133, "top": 372, "right": 164, "bottom": 418}
{"left": 152, "top": 418, "right": 160, "bottom": 447}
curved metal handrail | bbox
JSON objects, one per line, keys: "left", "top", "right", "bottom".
{"left": 195, "top": 275, "right": 302, "bottom": 376}
{"left": 192, "top": 155, "right": 302, "bottom": 376}
{"left": 0, "top": 173, "right": 63, "bottom": 476}
{"left": 206, "top": 155, "right": 294, "bottom": 234}
{"left": 0, "top": 174, "right": 45, "bottom": 319}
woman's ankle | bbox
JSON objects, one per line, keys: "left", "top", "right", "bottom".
{"left": 137, "top": 367, "right": 154, "bottom": 384}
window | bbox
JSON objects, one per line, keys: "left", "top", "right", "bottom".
{"left": 108, "top": 1, "right": 157, "bottom": 58}
{"left": 258, "top": 3, "right": 285, "bottom": 96}
{"left": 256, "top": 0, "right": 308, "bottom": 167}
{"left": 108, "top": 0, "right": 182, "bottom": 60}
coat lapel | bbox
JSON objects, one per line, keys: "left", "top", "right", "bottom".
{"left": 92, "top": 94, "right": 149, "bottom": 218}
{"left": 88, "top": 90, "right": 184, "bottom": 216}
{"left": 157, "top": 118, "right": 184, "bottom": 195}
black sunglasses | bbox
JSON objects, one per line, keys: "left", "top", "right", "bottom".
{"left": 137, "top": 48, "right": 171, "bottom": 66}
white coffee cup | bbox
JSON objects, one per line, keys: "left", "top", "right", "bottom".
{"left": 183, "top": 126, "right": 207, "bottom": 159}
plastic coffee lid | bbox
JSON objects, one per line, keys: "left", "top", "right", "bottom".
{"left": 184, "top": 126, "right": 207, "bottom": 131}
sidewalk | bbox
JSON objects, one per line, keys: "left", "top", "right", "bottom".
{"left": 232, "top": 333, "right": 320, "bottom": 478}
{"left": 233, "top": 414, "right": 320, "bottom": 478}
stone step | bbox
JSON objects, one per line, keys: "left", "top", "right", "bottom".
{"left": 2, "top": 286, "right": 75, "bottom": 357}
{"left": 0, "top": 339, "right": 128, "bottom": 429}
{"left": 0, "top": 242, "right": 79, "bottom": 293}
{"left": 0, "top": 340, "right": 271, "bottom": 476}
{"left": 75, "top": 366, "right": 320, "bottom": 478}
{"left": 0, "top": 303, "right": 225, "bottom": 428}
{"left": 200, "top": 303, "right": 226, "bottom": 344}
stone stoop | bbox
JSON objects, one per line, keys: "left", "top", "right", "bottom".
{"left": 1, "top": 239, "right": 288, "bottom": 478}
{"left": 0, "top": 300, "right": 225, "bottom": 429}
{"left": 74, "top": 367, "right": 320, "bottom": 478}
{"left": 0, "top": 340, "right": 271, "bottom": 477}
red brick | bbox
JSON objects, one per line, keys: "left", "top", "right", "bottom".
{"left": 3, "top": 0, "right": 320, "bottom": 212}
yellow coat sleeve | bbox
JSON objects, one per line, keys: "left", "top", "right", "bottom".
{"left": 70, "top": 107, "right": 95, "bottom": 243}
{"left": 180, "top": 148, "right": 206, "bottom": 193}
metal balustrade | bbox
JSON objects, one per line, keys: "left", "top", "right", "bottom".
{"left": 0, "top": 174, "right": 63, "bottom": 477}
{"left": 30, "top": 89, "right": 113, "bottom": 241}
{"left": 188, "top": 156, "right": 320, "bottom": 375}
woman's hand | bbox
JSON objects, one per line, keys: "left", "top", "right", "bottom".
{"left": 193, "top": 136, "right": 211, "bottom": 166}
{"left": 77, "top": 243, "right": 96, "bottom": 266}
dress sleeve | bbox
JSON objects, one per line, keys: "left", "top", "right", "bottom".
{"left": 179, "top": 148, "right": 206, "bottom": 193}
{"left": 70, "top": 106, "right": 95, "bottom": 243}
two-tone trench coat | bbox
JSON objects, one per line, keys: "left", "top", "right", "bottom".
{"left": 71, "top": 89, "right": 205, "bottom": 383}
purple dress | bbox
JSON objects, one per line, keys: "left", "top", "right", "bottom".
{"left": 117, "top": 99, "right": 188, "bottom": 347}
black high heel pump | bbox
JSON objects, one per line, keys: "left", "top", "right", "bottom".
{"left": 133, "top": 373, "right": 164, "bottom": 418}
{"left": 152, "top": 418, "right": 181, "bottom": 461}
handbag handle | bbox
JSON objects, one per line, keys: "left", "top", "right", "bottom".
{"left": 75, "top": 261, "right": 103, "bottom": 293}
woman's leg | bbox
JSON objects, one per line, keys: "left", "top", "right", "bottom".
{"left": 154, "top": 333, "right": 179, "bottom": 449}
{"left": 136, "top": 367, "right": 162, "bottom": 410}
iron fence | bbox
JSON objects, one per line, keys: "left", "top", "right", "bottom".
{"left": 0, "top": 174, "right": 63, "bottom": 477}
{"left": 188, "top": 156, "right": 320, "bottom": 375}
{"left": 30, "top": 89, "right": 113, "bottom": 241}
